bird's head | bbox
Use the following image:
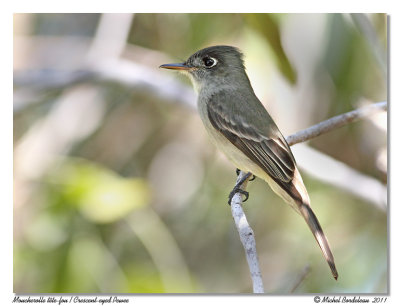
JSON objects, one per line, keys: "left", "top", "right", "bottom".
{"left": 160, "top": 45, "right": 248, "bottom": 91}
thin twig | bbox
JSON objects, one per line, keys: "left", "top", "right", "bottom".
{"left": 286, "top": 101, "right": 387, "bottom": 146}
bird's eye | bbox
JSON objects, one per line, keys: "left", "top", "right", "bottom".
{"left": 203, "top": 57, "right": 217, "bottom": 68}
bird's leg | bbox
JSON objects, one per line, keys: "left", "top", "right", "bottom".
{"left": 228, "top": 171, "right": 253, "bottom": 205}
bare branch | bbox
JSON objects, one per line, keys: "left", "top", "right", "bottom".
{"left": 230, "top": 171, "right": 264, "bottom": 293}
{"left": 286, "top": 101, "right": 387, "bottom": 146}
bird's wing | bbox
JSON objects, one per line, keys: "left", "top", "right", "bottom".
{"left": 207, "top": 91, "right": 296, "bottom": 183}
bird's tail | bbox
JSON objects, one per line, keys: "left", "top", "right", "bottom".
{"left": 298, "top": 201, "right": 338, "bottom": 280}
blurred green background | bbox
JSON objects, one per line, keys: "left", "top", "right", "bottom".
{"left": 13, "top": 13, "right": 387, "bottom": 293}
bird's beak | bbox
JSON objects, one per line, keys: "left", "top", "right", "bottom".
{"left": 159, "top": 63, "right": 193, "bottom": 71}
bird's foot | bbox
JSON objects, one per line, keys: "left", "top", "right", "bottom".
{"left": 228, "top": 188, "right": 249, "bottom": 205}
{"left": 228, "top": 171, "right": 253, "bottom": 205}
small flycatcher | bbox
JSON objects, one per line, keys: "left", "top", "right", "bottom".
{"left": 160, "top": 45, "right": 338, "bottom": 280}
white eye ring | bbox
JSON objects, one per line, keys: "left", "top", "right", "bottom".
{"left": 203, "top": 57, "right": 218, "bottom": 68}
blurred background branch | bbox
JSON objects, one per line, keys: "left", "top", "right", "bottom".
{"left": 350, "top": 13, "right": 387, "bottom": 82}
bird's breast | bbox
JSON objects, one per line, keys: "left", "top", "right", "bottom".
{"left": 197, "top": 95, "right": 264, "bottom": 176}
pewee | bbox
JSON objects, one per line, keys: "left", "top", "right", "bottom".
{"left": 160, "top": 45, "right": 338, "bottom": 280}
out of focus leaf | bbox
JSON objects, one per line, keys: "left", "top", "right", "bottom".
{"left": 244, "top": 14, "right": 297, "bottom": 84}
{"left": 48, "top": 158, "right": 151, "bottom": 223}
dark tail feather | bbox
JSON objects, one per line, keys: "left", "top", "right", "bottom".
{"left": 299, "top": 203, "right": 338, "bottom": 280}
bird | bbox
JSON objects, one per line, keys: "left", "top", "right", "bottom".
{"left": 160, "top": 45, "right": 338, "bottom": 280}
